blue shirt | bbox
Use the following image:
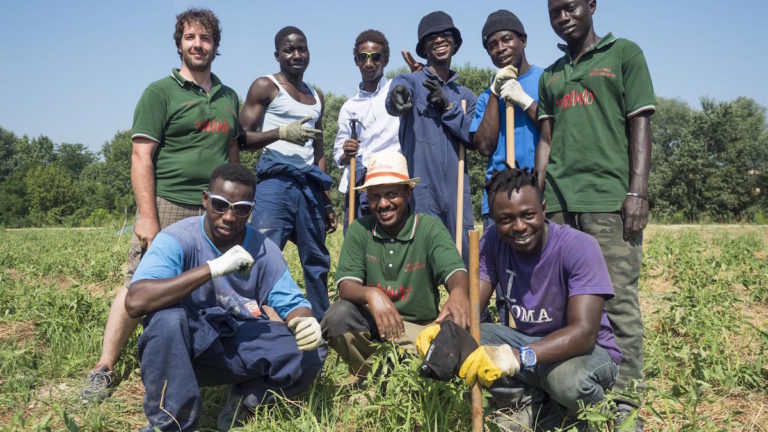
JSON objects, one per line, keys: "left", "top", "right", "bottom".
{"left": 132, "top": 216, "right": 311, "bottom": 320}
{"left": 470, "top": 66, "right": 543, "bottom": 216}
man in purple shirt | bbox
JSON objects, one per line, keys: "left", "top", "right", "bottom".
{"left": 461, "top": 167, "right": 621, "bottom": 429}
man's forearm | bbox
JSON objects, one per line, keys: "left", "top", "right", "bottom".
{"left": 285, "top": 306, "right": 314, "bottom": 323}
{"left": 131, "top": 152, "right": 157, "bottom": 219}
{"left": 124, "top": 264, "right": 211, "bottom": 318}
{"left": 338, "top": 280, "right": 372, "bottom": 305}
{"left": 628, "top": 114, "right": 652, "bottom": 195}
{"left": 239, "top": 129, "right": 280, "bottom": 152}
{"left": 524, "top": 102, "right": 539, "bottom": 128}
{"left": 312, "top": 140, "right": 328, "bottom": 173}
{"left": 472, "top": 96, "right": 501, "bottom": 157}
{"left": 534, "top": 119, "right": 553, "bottom": 192}
{"left": 228, "top": 139, "right": 240, "bottom": 164}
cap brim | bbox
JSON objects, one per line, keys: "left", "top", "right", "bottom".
{"left": 355, "top": 177, "right": 420, "bottom": 191}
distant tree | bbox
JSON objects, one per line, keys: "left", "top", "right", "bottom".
{"left": 26, "top": 163, "right": 83, "bottom": 225}
{"left": 55, "top": 143, "right": 96, "bottom": 175}
{"left": 650, "top": 96, "right": 767, "bottom": 222}
{"left": 0, "top": 126, "right": 17, "bottom": 182}
{"left": 13, "top": 134, "right": 56, "bottom": 169}
{"left": 320, "top": 91, "right": 348, "bottom": 211}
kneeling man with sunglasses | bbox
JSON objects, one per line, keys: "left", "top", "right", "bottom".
{"left": 125, "top": 163, "right": 325, "bottom": 432}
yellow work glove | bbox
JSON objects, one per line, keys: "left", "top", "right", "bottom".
{"left": 458, "top": 345, "right": 520, "bottom": 387}
{"left": 490, "top": 65, "right": 519, "bottom": 96}
{"left": 416, "top": 324, "right": 441, "bottom": 358}
{"left": 279, "top": 115, "right": 322, "bottom": 144}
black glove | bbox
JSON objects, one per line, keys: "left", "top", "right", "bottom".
{"left": 423, "top": 79, "right": 451, "bottom": 112}
{"left": 389, "top": 84, "right": 413, "bottom": 115}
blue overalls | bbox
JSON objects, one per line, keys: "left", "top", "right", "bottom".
{"left": 249, "top": 155, "right": 333, "bottom": 320}
{"left": 387, "top": 68, "right": 476, "bottom": 263}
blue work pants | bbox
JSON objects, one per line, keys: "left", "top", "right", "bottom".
{"left": 249, "top": 175, "right": 331, "bottom": 320}
{"left": 137, "top": 305, "right": 325, "bottom": 432}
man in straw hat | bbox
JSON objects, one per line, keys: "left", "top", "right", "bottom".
{"left": 320, "top": 151, "right": 469, "bottom": 378}
{"left": 386, "top": 11, "right": 476, "bottom": 263}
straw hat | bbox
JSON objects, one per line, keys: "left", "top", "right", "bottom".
{"left": 355, "top": 151, "right": 420, "bottom": 191}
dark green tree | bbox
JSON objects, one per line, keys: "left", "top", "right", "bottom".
{"left": 55, "top": 143, "right": 96, "bottom": 175}
{"left": 0, "top": 126, "right": 17, "bottom": 182}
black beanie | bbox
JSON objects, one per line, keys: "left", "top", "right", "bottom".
{"left": 416, "top": 11, "right": 463, "bottom": 59}
{"left": 482, "top": 10, "right": 527, "bottom": 49}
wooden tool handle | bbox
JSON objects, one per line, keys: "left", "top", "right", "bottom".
{"left": 469, "top": 229, "right": 483, "bottom": 431}
{"left": 505, "top": 104, "right": 515, "bottom": 168}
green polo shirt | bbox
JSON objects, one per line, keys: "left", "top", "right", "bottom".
{"left": 132, "top": 69, "right": 240, "bottom": 205}
{"left": 538, "top": 34, "right": 655, "bottom": 213}
{"left": 336, "top": 212, "right": 466, "bottom": 323}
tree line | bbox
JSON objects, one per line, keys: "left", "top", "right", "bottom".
{"left": 1, "top": 65, "right": 766, "bottom": 227}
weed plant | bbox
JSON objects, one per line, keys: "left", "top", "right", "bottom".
{"left": 0, "top": 226, "right": 766, "bottom": 431}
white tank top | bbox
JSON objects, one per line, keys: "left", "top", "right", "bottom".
{"left": 261, "top": 75, "right": 322, "bottom": 168}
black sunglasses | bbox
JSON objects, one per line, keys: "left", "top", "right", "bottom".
{"left": 427, "top": 30, "right": 455, "bottom": 42}
{"left": 355, "top": 52, "right": 384, "bottom": 64}
{"left": 206, "top": 192, "right": 254, "bottom": 217}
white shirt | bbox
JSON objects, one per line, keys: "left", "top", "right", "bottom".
{"left": 262, "top": 75, "right": 321, "bottom": 168}
{"left": 334, "top": 76, "right": 401, "bottom": 192}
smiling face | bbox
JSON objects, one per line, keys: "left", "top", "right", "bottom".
{"left": 491, "top": 185, "right": 548, "bottom": 256}
{"left": 485, "top": 30, "right": 527, "bottom": 70}
{"left": 179, "top": 21, "right": 216, "bottom": 72}
{"left": 367, "top": 184, "right": 412, "bottom": 236}
{"left": 275, "top": 32, "right": 309, "bottom": 76}
{"left": 355, "top": 41, "right": 387, "bottom": 87}
{"left": 424, "top": 30, "right": 456, "bottom": 65}
{"left": 202, "top": 179, "right": 254, "bottom": 250}
{"left": 548, "top": 0, "right": 596, "bottom": 45}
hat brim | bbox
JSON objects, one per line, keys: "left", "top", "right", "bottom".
{"left": 355, "top": 177, "right": 420, "bottom": 191}
{"left": 416, "top": 27, "right": 462, "bottom": 59}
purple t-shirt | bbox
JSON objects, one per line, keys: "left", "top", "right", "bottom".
{"left": 479, "top": 220, "right": 622, "bottom": 365}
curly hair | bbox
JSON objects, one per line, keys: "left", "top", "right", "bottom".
{"left": 353, "top": 29, "right": 390, "bottom": 64}
{"left": 209, "top": 163, "right": 256, "bottom": 192}
{"left": 485, "top": 166, "right": 541, "bottom": 211}
{"left": 174, "top": 8, "right": 221, "bottom": 59}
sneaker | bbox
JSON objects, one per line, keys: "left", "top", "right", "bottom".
{"left": 614, "top": 403, "right": 644, "bottom": 432}
{"left": 80, "top": 364, "right": 114, "bottom": 404}
{"left": 488, "top": 381, "right": 565, "bottom": 432}
{"left": 217, "top": 386, "right": 252, "bottom": 431}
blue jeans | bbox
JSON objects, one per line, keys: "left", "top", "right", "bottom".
{"left": 249, "top": 175, "right": 330, "bottom": 320}
{"left": 481, "top": 323, "right": 618, "bottom": 416}
{"left": 138, "top": 305, "right": 326, "bottom": 432}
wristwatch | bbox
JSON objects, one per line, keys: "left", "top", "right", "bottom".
{"left": 519, "top": 346, "right": 537, "bottom": 372}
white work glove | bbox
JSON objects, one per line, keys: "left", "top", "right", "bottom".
{"left": 207, "top": 245, "right": 254, "bottom": 279}
{"left": 490, "top": 65, "right": 519, "bottom": 96}
{"left": 500, "top": 79, "right": 535, "bottom": 111}
{"left": 287, "top": 316, "right": 323, "bottom": 351}
{"left": 459, "top": 345, "right": 520, "bottom": 387}
{"left": 279, "top": 115, "right": 322, "bottom": 144}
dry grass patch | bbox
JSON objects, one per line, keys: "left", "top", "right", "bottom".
{"left": 0, "top": 321, "right": 36, "bottom": 343}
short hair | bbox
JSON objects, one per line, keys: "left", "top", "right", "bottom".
{"left": 174, "top": 8, "right": 221, "bottom": 59}
{"left": 353, "top": 29, "right": 390, "bottom": 64}
{"left": 209, "top": 163, "right": 256, "bottom": 192}
{"left": 274, "top": 26, "right": 306, "bottom": 50}
{"left": 485, "top": 167, "right": 541, "bottom": 211}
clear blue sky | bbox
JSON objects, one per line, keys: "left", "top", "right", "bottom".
{"left": 1, "top": 0, "right": 766, "bottom": 152}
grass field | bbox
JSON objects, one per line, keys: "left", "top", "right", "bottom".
{"left": 0, "top": 225, "right": 766, "bottom": 431}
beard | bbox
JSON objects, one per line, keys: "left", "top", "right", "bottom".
{"left": 181, "top": 49, "right": 214, "bottom": 72}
